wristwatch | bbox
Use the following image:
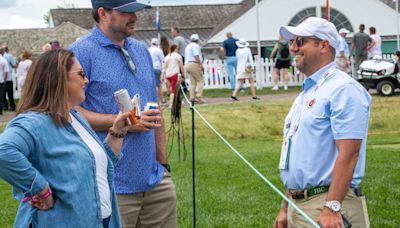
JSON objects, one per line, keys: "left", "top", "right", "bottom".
{"left": 162, "top": 163, "right": 171, "bottom": 172}
{"left": 324, "top": 200, "right": 341, "bottom": 213}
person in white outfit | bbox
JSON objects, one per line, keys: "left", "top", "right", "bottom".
{"left": 16, "top": 49, "right": 33, "bottom": 93}
{"left": 335, "top": 28, "right": 350, "bottom": 73}
{"left": 231, "top": 38, "right": 259, "bottom": 101}
{"left": 148, "top": 38, "right": 165, "bottom": 104}
{"left": 367, "top": 26, "right": 382, "bottom": 59}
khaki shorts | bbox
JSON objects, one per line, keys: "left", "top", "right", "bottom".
{"left": 287, "top": 188, "right": 370, "bottom": 228}
{"left": 117, "top": 172, "right": 177, "bottom": 228}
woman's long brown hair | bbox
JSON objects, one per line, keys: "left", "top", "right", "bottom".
{"left": 16, "top": 49, "right": 74, "bottom": 126}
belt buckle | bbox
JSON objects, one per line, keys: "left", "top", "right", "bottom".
{"left": 290, "top": 190, "right": 306, "bottom": 200}
{"left": 304, "top": 189, "right": 308, "bottom": 200}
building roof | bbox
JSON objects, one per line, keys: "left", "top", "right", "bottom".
{"left": 49, "top": 3, "right": 245, "bottom": 46}
{"left": 0, "top": 28, "right": 51, "bottom": 57}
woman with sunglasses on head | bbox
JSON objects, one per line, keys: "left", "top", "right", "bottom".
{"left": 0, "top": 49, "right": 130, "bottom": 227}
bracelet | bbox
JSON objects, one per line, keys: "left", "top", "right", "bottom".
{"left": 39, "top": 187, "right": 53, "bottom": 199}
{"left": 22, "top": 187, "right": 52, "bottom": 203}
{"left": 109, "top": 127, "right": 126, "bottom": 138}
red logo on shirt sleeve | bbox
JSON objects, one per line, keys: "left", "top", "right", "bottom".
{"left": 308, "top": 99, "right": 316, "bottom": 108}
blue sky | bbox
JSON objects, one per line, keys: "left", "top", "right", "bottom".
{"left": 0, "top": 0, "right": 241, "bottom": 29}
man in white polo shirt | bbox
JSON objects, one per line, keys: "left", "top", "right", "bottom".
{"left": 274, "top": 17, "right": 371, "bottom": 228}
{"left": 336, "top": 28, "right": 350, "bottom": 73}
{"left": 185, "top": 34, "right": 205, "bottom": 104}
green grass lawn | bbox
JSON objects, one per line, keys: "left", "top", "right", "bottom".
{"left": 1, "top": 94, "right": 400, "bottom": 227}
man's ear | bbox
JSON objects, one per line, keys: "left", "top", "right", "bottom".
{"left": 320, "top": 40, "right": 332, "bottom": 54}
{"left": 98, "top": 7, "right": 108, "bottom": 20}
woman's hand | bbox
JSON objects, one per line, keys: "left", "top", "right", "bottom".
{"left": 29, "top": 186, "right": 54, "bottom": 210}
{"left": 106, "top": 111, "right": 132, "bottom": 155}
{"left": 111, "top": 111, "right": 131, "bottom": 135}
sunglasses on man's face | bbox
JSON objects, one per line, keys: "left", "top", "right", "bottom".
{"left": 121, "top": 47, "right": 136, "bottom": 75}
{"left": 290, "top": 36, "right": 322, "bottom": 47}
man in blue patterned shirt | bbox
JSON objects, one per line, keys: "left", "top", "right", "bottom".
{"left": 69, "top": 0, "right": 177, "bottom": 227}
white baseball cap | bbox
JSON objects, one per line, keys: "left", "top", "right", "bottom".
{"left": 151, "top": 38, "right": 159, "bottom": 45}
{"left": 190, "top": 34, "right": 199, "bottom": 42}
{"left": 280, "top": 17, "right": 340, "bottom": 49}
{"left": 338, "top": 28, "right": 350, "bottom": 34}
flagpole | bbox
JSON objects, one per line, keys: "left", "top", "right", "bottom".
{"left": 156, "top": 5, "right": 160, "bottom": 40}
{"left": 326, "top": 0, "right": 330, "bottom": 21}
{"left": 255, "top": 0, "right": 262, "bottom": 89}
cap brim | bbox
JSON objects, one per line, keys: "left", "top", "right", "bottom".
{"left": 235, "top": 41, "right": 249, "bottom": 48}
{"left": 113, "top": 2, "right": 151, "bottom": 13}
{"left": 279, "top": 26, "right": 313, "bottom": 41}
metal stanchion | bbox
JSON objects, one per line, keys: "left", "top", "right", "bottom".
{"left": 191, "top": 100, "right": 197, "bottom": 228}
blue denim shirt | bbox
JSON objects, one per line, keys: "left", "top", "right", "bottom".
{"left": 0, "top": 110, "right": 121, "bottom": 228}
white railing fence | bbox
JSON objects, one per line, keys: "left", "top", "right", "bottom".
{"left": 198, "top": 54, "right": 395, "bottom": 90}
{"left": 198, "top": 56, "right": 303, "bottom": 90}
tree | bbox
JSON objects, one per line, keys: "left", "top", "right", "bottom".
{"left": 43, "top": 3, "right": 77, "bottom": 26}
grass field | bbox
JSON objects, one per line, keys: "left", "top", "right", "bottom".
{"left": 1, "top": 91, "right": 400, "bottom": 227}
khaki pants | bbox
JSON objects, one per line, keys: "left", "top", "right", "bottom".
{"left": 288, "top": 188, "right": 370, "bottom": 228}
{"left": 185, "top": 63, "right": 204, "bottom": 100}
{"left": 336, "top": 57, "right": 349, "bottom": 74}
{"left": 117, "top": 172, "right": 177, "bottom": 228}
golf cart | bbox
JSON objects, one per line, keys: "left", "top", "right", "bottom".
{"left": 357, "top": 56, "right": 400, "bottom": 96}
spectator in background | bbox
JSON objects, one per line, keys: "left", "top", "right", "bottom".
{"left": 220, "top": 32, "right": 241, "bottom": 91}
{"left": 160, "top": 35, "right": 171, "bottom": 97}
{"left": 231, "top": 38, "right": 259, "bottom": 101}
{"left": 42, "top": 43, "right": 52, "bottom": 52}
{"left": 185, "top": 34, "right": 205, "bottom": 104}
{"left": 2, "top": 47, "right": 16, "bottom": 111}
{"left": 148, "top": 38, "right": 166, "bottom": 105}
{"left": 393, "top": 51, "right": 400, "bottom": 72}
{"left": 50, "top": 40, "right": 61, "bottom": 49}
{"left": 336, "top": 28, "right": 350, "bottom": 73}
{"left": 163, "top": 44, "right": 185, "bottom": 108}
{"left": 368, "top": 26, "right": 382, "bottom": 59}
{"left": 270, "top": 36, "right": 291, "bottom": 91}
{"left": 0, "top": 48, "right": 9, "bottom": 115}
{"left": 350, "top": 24, "right": 372, "bottom": 74}
{"left": 16, "top": 49, "right": 33, "bottom": 93}
{"left": 171, "top": 27, "right": 187, "bottom": 63}
{"left": 160, "top": 36, "right": 170, "bottom": 57}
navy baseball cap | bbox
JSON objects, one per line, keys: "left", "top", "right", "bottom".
{"left": 91, "top": 0, "right": 151, "bottom": 13}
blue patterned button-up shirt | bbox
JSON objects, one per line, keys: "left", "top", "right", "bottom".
{"left": 70, "top": 26, "right": 164, "bottom": 194}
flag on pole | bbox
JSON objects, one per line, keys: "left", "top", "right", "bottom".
{"left": 156, "top": 5, "right": 160, "bottom": 39}
{"left": 326, "top": 0, "right": 330, "bottom": 21}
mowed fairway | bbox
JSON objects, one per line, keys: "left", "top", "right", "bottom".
{"left": 1, "top": 94, "right": 399, "bottom": 227}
